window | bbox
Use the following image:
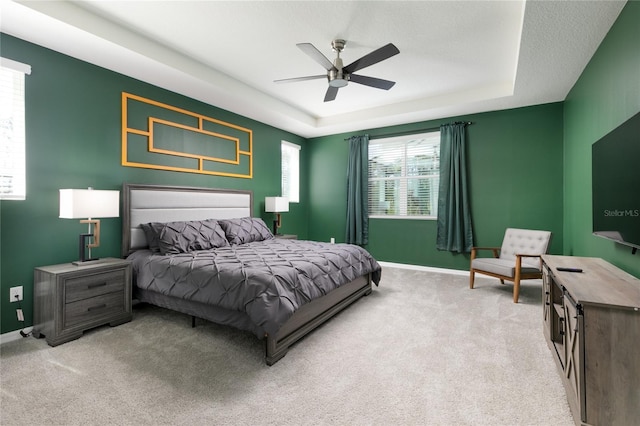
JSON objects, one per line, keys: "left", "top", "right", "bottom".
{"left": 368, "top": 131, "right": 440, "bottom": 219}
{"left": 281, "top": 141, "right": 300, "bottom": 203}
{"left": 1, "top": 58, "right": 31, "bottom": 200}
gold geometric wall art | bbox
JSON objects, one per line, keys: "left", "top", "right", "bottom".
{"left": 121, "top": 92, "right": 253, "bottom": 178}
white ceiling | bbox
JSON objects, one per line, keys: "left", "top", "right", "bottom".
{"left": 0, "top": 0, "right": 627, "bottom": 138}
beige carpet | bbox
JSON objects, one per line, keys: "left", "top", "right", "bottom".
{"left": 0, "top": 267, "right": 573, "bottom": 425}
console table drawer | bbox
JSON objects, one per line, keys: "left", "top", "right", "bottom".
{"left": 65, "top": 270, "right": 126, "bottom": 303}
{"left": 65, "top": 292, "right": 125, "bottom": 327}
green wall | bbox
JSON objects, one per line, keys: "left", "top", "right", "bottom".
{"left": 2, "top": 0, "right": 638, "bottom": 335}
{"left": 308, "top": 103, "right": 565, "bottom": 271}
{"left": 0, "top": 34, "right": 308, "bottom": 333}
{"left": 563, "top": 0, "right": 640, "bottom": 276}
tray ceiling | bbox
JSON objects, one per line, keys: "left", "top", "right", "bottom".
{"left": 1, "top": 0, "right": 627, "bottom": 137}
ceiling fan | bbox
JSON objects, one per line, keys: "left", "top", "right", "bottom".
{"left": 274, "top": 39, "right": 400, "bottom": 102}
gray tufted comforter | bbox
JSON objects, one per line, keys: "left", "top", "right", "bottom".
{"left": 127, "top": 239, "right": 381, "bottom": 336}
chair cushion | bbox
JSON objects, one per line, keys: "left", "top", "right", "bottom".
{"left": 472, "top": 258, "right": 542, "bottom": 278}
{"left": 499, "top": 228, "right": 551, "bottom": 268}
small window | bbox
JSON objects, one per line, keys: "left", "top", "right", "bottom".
{"left": 281, "top": 141, "right": 300, "bottom": 203}
{"left": 368, "top": 131, "right": 440, "bottom": 219}
{"left": 1, "top": 58, "right": 30, "bottom": 200}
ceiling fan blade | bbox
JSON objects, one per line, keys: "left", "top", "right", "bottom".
{"left": 324, "top": 86, "right": 339, "bottom": 102}
{"left": 274, "top": 75, "right": 326, "bottom": 84}
{"left": 349, "top": 74, "right": 396, "bottom": 90}
{"left": 343, "top": 43, "right": 400, "bottom": 74}
{"left": 297, "top": 43, "right": 334, "bottom": 71}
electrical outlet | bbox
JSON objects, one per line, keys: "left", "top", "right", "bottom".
{"left": 10, "top": 286, "right": 23, "bottom": 302}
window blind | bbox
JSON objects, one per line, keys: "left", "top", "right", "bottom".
{"left": 1, "top": 58, "right": 31, "bottom": 200}
{"left": 368, "top": 132, "right": 440, "bottom": 218}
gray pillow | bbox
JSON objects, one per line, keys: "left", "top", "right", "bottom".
{"left": 146, "top": 219, "right": 229, "bottom": 255}
{"left": 219, "top": 217, "right": 274, "bottom": 245}
{"left": 140, "top": 223, "right": 162, "bottom": 253}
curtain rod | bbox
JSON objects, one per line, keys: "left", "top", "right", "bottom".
{"left": 345, "top": 121, "right": 472, "bottom": 141}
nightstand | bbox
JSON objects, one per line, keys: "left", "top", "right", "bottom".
{"left": 33, "top": 258, "right": 132, "bottom": 346}
{"left": 275, "top": 234, "right": 297, "bottom": 239}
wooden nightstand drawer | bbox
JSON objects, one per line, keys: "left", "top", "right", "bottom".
{"left": 65, "top": 270, "right": 125, "bottom": 303}
{"left": 33, "top": 258, "right": 132, "bottom": 346}
{"left": 65, "top": 292, "right": 125, "bottom": 328}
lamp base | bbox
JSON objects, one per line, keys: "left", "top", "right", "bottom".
{"left": 272, "top": 212, "right": 283, "bottom": 236}
{"left": 75, "top": 233, "right": 98, "bottom": 265}
{"left": 72, "top": 258, "right": 102, "bottom": 266}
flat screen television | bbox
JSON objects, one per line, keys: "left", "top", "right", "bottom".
{"left": 592, "top": 111, "right": 640, "bottom": 253}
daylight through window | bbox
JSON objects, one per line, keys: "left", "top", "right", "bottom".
{"left": 1, "top": 58, "right": 31, "bottom": 200}
{"left": 368, "top": 131, "right": 440, "bottom": 219}
{"left": 281, "top": 141, "right": 300, "bottom": 203}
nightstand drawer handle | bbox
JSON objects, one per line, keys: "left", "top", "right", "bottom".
{"left": 87, "top": 282, "right": 107, "bottom": 289}
{"left": 87, "top": 304, "right": 107, "bottom": 312}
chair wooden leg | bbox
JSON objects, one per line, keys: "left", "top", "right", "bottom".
{"left": 469, "top": 249, "right": 477, "bottom": 290}
{"left": 514, "top": 256, "right": 522, "bottom": 303}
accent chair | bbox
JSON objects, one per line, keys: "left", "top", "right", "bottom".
{"left": 469, "top": 228, "right": 552, "bottom": 303}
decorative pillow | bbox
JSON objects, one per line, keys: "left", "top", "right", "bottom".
{"left": 145, "top": 219, "right": 229, "bottom": 255}
{"left": 140, "top": 223, "right": 162, "bottom": 253}
{"left": 219, "top": 217, "right": 274, "bottom": 245}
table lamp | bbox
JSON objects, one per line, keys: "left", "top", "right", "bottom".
{"left": 59, "top": 188, "right": 119, "bottom": 264}
{"left": 265, "top": 196, "right": 289, "bottom": 235}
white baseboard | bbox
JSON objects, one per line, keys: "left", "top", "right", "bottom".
{"left": 378, "top": 261, "right": 469, "bottom": 276}
{"left": 378, "top": 261, "right": 542, "bottom": 283}
{"left": 0, "top": 327, "right": 33, "bottom": 345}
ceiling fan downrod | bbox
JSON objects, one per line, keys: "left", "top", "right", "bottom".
{"left": 328, "top": 39, "right": 349, "bottom": 88}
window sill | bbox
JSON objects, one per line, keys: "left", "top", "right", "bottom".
{"left": 368, "top": 215, "right": 436, "bottom": 221}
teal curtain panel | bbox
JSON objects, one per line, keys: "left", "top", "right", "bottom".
{"left": 345, "top": 135, "right": 369, "bottom": 245}
{"left": 436, "top": 123, "right": 473, "bottom": 252}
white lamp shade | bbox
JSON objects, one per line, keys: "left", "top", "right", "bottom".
{"left": 59, "top": 189, "right": 120, "bottom": 219}
{"left": 265, "top": 196, "right": 289, "bottom": 213}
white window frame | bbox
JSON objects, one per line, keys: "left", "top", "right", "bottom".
{"left": 1, "top": 57, "right": 31, "bottom": 200}
{"left": 368, "top": 131, "right": 441, "bottom": 220}
{"left": 281, "top": 141, "right": 300, "bottom": 203}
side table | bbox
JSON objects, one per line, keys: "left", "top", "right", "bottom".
{"left": 275, "top": 234, "right": 298, "bottom": 240}
{"left": 33, "top": 258, "right": 132, "bottom": 346}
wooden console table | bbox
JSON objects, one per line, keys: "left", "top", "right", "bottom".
{"left": 541, "top": 255, "right": 640, "bottom": 426}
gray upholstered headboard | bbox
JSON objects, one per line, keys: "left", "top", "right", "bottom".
{"left": 122, "top": 183, "right": 253, "bottom": 256}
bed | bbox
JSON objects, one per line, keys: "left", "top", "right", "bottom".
{"left": 122, "top": 183, "right": 382, "bottom": 365}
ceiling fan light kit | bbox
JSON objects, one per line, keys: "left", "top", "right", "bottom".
{"left": 275, "top": 39, "right": 399, "bottom": 102}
